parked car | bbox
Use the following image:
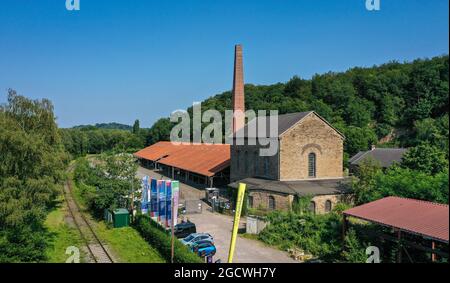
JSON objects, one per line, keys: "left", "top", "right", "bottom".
{"left": 191, "top": 240, "right": 216, "bottom": 258}
{"left": 180, "top": 233, "right": 214, "bottom": 247}
{"left": 174, "top": 221, "right": 196, "bottom": 239}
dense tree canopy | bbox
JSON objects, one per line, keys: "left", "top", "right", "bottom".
{"left": 0, "top": 90, "right": 68, "bottom": 262}
{"left": 145, "top": 55, "right": 449, "bottom": 158}
{"left": 60, "top": 127, "right": 146, "bottom": 157}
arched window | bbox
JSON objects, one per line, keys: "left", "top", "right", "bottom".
{"left": 268, "top": 196, "right": 276, "bottom": 210}
{"left": 308, "top": 152, "right": 316, "bottom": 178}
{"left": 248, "top": 196, "right": 254, "bottom": 208}
{"left": 325, "top": 200, "right": 332, "bottom": 212}
{"left": 309, "top": 201, "right": 316, "bottom": 214}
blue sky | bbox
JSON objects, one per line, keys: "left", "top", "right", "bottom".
{"left": 0, "top": 0, "right": 448, "bottom": 128}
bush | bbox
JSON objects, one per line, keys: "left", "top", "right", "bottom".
{"left": 341, "top": 229, "right": 369, "bottom": 263}
{"left": 133, "top": 215, "right": 203, "bottom": 263}
{"left": 258, "top": 211, "right": 343, "bottom": 262}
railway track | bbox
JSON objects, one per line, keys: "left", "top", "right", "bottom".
{"left": 63, "top": 179, "right": 114, "bottom": 263}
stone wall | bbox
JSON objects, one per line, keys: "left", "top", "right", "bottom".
{"left": 247, "top": 191, "right": 292, "bottom": 211}
{"left": 230, "top": 138, "right": 279, "bottom": 182}
{"left": 248, "top": 190, "right": 350, "bottom": 214}
{"left": 279, "top": 113, "right": 344, "bottom": 180}
{"left": 311, "top": 194, "right": 344, "bottom": 214}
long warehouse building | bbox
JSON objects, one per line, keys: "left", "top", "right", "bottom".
{"left": 134, "top": 141, "right": 230, "bottom": 188}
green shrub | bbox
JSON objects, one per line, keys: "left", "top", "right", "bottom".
{"left": 341, "top": 229, "right": 368, "bottom": 263}
{"left": 133, "top": 215, "right": 203, "bottom": 263}
{"left": 258, "top": 211, "right": 343, "bottom": 262}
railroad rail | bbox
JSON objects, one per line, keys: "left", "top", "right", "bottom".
{"left": 63, "top": 179, "right": 114, "bottom": 263}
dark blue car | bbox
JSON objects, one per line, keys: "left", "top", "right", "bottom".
{"left": 191, "top": 240, "right": 216, "bottom": 258}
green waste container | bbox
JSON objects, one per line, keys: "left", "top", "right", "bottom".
{"left": 112, "top": 208, "right": 130, "bottom": 228}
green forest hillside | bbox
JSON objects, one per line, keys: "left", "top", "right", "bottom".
{"left": 72, "top": 122, "right": 133, "bottom": 131}
{"left": 148, "top": 55, "right": 449, "bottom": 161}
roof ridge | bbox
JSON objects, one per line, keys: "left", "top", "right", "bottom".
{"left": 386, "top": 196, "right": 449, "bottom": 208}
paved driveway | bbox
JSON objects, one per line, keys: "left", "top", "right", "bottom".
{"left": 137, "top": 166, "right": 297, "bottom": 263}
{"left": 187, "top": 209, "right": 297, "bottom": 263}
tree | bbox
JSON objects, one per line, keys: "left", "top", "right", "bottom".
{"left": 401, "top": 143, "right": 448, "bottom": 175}
{"left": 351, "top": 158, "right": 383, "bottom": 205}
{"left": 340, "top": 126, "right": 378, "bottom": 156}
{"left": 0, "top": 90, "right": 67, "bottom": 262}
{"left": 341, "top": 229, "right": 368, "bottom": 263}
{"left": 146, "top": 118, "right": 172, "bottom": 145}
{"left": 133, "top": 119, "right": 140, "bottom": 134}
{"left": 74, "top": 154, "right": 140, "bottom": 217}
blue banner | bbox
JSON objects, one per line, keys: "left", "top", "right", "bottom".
{"left": 150, "top": 178, "right": 158, "bottom": 220}
{"left": 158, "top": 180, "right": 166, "bottom": 224}
{"left": 166, "top": 181, "right": 172, "bottom": 228}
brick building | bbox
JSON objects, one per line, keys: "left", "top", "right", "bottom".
{"left": 229, "top": 112, "right": 351, "bottom": 214}
{"left": 228, "top": 45, "right": 350, "bottom": 214}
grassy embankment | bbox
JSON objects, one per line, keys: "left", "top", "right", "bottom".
{"left": 44, "top": 193, "right": 87, "bottom": 263}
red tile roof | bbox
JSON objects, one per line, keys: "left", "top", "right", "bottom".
{"left": 344, "top": 196, "right": 449, "bottom": 243}
{"left": 134, "top": 141, "right": 230, "bottom": 177}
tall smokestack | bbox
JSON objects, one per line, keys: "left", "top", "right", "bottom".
{"left": 232, "top": 44, "right": 245, "bottom": 134}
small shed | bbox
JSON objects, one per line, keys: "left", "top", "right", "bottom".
{"left": 343, "top": 196, "right": 449, "bottom": 262}
{"left": 112, "top": 208, "right": 130, "bottom": 228}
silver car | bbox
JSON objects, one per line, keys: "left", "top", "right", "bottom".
{"left": 180, "top": 233, "right": 214, "bottom": 247}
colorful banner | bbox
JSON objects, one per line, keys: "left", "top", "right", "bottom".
{"left": 172, "top": 181, "right": 180, "bottom": 227}
{"left": 150, "top": 178, "right": 158, "bottom": 220}
{"left": 143, "top": 178, "right": 180, "bottom": 228}
{"left": 141, "top": 176, "right": 149, "bottom": 214}
{"left": 227, "top": 183, "right": 246, "bottom": 263}
{"left": 165, "top": 181, "right": 172, "bottom": 228}
{"left": 158, "top": 180, "right": 166, "bottom": 224}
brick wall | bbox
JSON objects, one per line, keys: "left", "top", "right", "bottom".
{"left": 279, "top": 113, "right": 343, "bottom": 180}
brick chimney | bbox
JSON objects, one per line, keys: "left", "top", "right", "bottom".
{"left": 232, "top": 44, "right": 245, "bottom": 134}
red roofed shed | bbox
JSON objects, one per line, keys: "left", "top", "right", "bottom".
{"left": 343, "top": 197, "right": 449, "bottom": 262}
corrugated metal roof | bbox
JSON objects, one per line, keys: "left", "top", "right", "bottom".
{"left": 344, "top": 196, "right": 449, "bottom": 243}
{"left": 349, "top": 148, "right": 408, "bottom": 167}
{"left": 134, "top": 141, "right": 230, "bottom": 177}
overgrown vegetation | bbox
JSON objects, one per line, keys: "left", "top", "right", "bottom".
{"left": 259, "top": 210, "right": 343, "bottom": 262}
{"left": 351, "top": 152, "right": 448, "bottom": 205}
{"left": 73, "top": 154, "right": 140, "bottom": 218}
{"left": 134, "top": 215, "right": 203, "bottom": 263}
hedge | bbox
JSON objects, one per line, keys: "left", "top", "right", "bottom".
{"left": 133, "top": 215, "right": 203, "bottom": 263}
